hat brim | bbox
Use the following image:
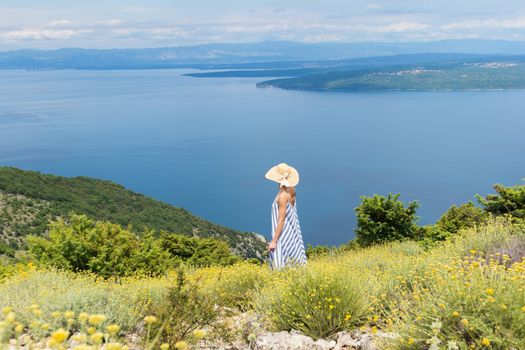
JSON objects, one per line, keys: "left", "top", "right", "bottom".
{"left": 265, "top": 165, "right": 300, "bottom": 187}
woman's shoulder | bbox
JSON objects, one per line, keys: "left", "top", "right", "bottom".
{"left": 277, "top": 191, "right": 292, "bottom": 204}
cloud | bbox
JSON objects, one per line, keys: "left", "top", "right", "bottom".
{"left": 442, "top": 17, "right": 525, "bottom": 30}
{"left": 369, "top": 21, "right": 431, "bottom": 33}
{"left": 48, "top": 19, "right": 74, "bottom": 27}
{"left": 97, "top": 19, "right": 124, "bottom": 27}
{"left": 2, "top": 28, "right": 91, "bottom": 41}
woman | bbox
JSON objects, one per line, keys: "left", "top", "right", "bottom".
{"left": 265, "top": 163, "right": 307, "bottom": 270}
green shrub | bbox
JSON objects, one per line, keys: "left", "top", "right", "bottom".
{"left": 28, "top": 214, "right": 171, "bottom": 278}
{"left": 256, "top": 268, "right": 368, "bottom": 339}
{"left": 147, "top": 268, "right": 218, "bottom": 347}
{"left": 159, "top": 231, "right": 240, "bottom": 267}
{"left": 436, "top": 202, "right": 487, "bottom": 234}
{"left": 476, "top": 182, "right": 525, "bottom": 220}
{"left": 355, "top": 193, "right": 419, "bottom": 246}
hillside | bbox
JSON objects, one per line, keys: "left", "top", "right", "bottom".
{"left": 2, "top": 40, "right": 525, "bottom": 70}
{"left": 256, "top": 59, "right": 525, "bottom": 91}
{"left": 0, "top": 167, "right": 266, "bottom": 259}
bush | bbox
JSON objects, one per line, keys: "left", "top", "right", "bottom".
{"left": 384, "top": 253, "right": 525, "bottom": 350}
{"left": 0, "top": 267, "right": 168, "bottom": 332}
{"left": 188, "top": 262, "right": 271, "bottom": 311}
{"left": 355, "top": 193, "right": 419, "bottom": 247}
{"left": 28, "top": 214, "right": 171, "bottom": 278}
{"left": 256, "top": 267, "right": 368, "bottom": 339}
{"left": 476, "top": 182, "right": 525, "bottom": 220}
{"left": 159, "top": 231, "right": 240, "bottom": 268}
{"left": 147, "top": 268, "right": 218, "bottom": 347}
{"left": 436, "top": 202, "right": 487, "bottom": 234}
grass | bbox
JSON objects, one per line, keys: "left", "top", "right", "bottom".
{"left": 1, "top": 218, "right": 524, "bottom": 349}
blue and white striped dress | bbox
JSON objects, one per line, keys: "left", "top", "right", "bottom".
{"left": 269, "top": 197, "right": 307, "bottom": 270}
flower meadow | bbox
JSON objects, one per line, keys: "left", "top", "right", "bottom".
{"left": 1, "top": 218, "right": 524, "bottom": 349}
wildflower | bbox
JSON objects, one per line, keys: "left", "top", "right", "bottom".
{"left": 78, "top": 312, "right": 89, "bottom": 322}
{"left": 485, "top": 288, "right": 494, "bottom": 295}
{"left": 461, "top": 318, "right": 469, "bottom": 327}
{"left": 469, "top": 249, "right": 477, "bottom": 255}
{"left": 373, "top": 315, "right": 379, "bottom": 322}
{"left": 175, "top": 341, "right": 189, "bottom": 350}
{"left": 193, "top": 329, "right": 207, "bottom": 339}
{"left": 15, "top": 323, "right": 24, "bottom": 333}
{"left": 2, "top": 306, "right": 13, "bottom": 315}
{"left": 51, "top": 311, "right": 62, "bottom": 319}
{"left": 521, "top": 306, "right": 525, "bottom": 312}
{"left": 41, "top": 323, "right": 50, "bottom": 331}
{"left": 438, "top": 303, "right": 446, "bottom": 309}
{"left": 72, "top": 333, "right": 88, "bottom": 342}
{"left": 160, "top": 343, "right": 170, "bottom": 350}
{"left": 107, "top": 324, "right": 121, "bottom": 336}
{"left": 64, "top": 311, "right": 75, "bottom": 319}
{"left": 144, "top": 315, "right": 158, "bottom": 324}
{"left": 51, "top": 328, "right": 69, "bottom": 343}
{"left": 481, "top": 337, "right": 490, "bottom": 346}
{"left": 344, "top": 314, "right": 352, "bottom": 320}
{"left": 452, "top": 311, "right": 460, "bottom": 317}
{"left": 91, "top": 332, "right": 104, "bottom": 345}
{"left": 329, "top": 304, "right": 334, "bottom": 310}
{"left": 87, "top": 326, "right": 96, "bottom": 335}
{"left": 371, "top": 326, "right": 378, "bottom": 334}
{"left": 106, "top": 343, "right": 122, "bottom": 350}
{"left": 5, "top": 312, "right": 16, "bottom": 324}
{"left": 500, "top": 304, "right": 507, "bottom": 310}
{"left": 407, "top": 337, "right": 415, "bottom": 345}
{"left": 88, "top": 314, "right": 107, "bottom": 326}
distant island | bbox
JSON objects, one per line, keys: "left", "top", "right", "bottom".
{"left": 187, "top": 53, "right": 525, "bottom": 92}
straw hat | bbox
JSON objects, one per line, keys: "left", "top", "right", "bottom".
{"left": 265, "top": 163, "right": 299, "bottom": 187}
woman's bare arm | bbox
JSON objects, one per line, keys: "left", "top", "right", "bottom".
{"left": 268, "top": 193, "right": 289, "bottom": 252}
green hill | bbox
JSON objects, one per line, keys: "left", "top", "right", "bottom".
{"left": 0, "top": 167, "right": 266, "bottom": 259}
{"left": 256, "top": 59, "right": 525, "bottom": 91}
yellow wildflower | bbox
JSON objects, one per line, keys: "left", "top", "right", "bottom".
{"left": 175, "top": 341, "right": 188, "bottom": 350}
{"left": 91, "top": 332, "right": 104, "bottom": 345}
{"left": 461, "top": 318, "right": 469, "bottom": 327}
{"left": 452, "top": 311, "right": 460, "bottom": 317}
{"left": 5, "top": 312, "right": 16, "bottom": 324}
{"left": 481, "top": 337, "right": 490, "bottom": 346}
{"left": 407, "top": 337, "right": 415, "bottom": 345}
{"left": 88, "top": 314, "right": 107, "bottom": 326}
{"left": 51, "top": 328, "right": 69, "bottom": 343}
{"left": 2, "top": 306, "right": 14, "bottom": 315}
{"left": 486, "top": 288, "right": 494, "bottom": 295}
{"left": 15, "top": 324, "right": 24, "bottom": 333}
{"left": 106, "top": 343, "right": 123, "bottom": 350}
{"left": 193, "top": 329, "right": 207, "bottom": 339}
{"left": 107, "top": 324, "right": 121, "bottom": 335}
{"left": 78, "top": 312, "right": 89, "bottom": 322}
{"left": 160, "top": 344, "right": 170, "bottom": 350}
{"left": 144, "top": 315, "right": 158, "bottom": 324}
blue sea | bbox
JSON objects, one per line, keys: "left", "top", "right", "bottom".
{"left": 0, "top": 69, "right": 523, "bottom": 245}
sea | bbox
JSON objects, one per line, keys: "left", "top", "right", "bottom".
{"left": 0, "top": 69, "right": 524, "bottom": 245}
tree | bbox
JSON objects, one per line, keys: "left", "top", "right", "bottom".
{"left": 436, "top": 202, "right": 487, "bottom": 234}
{"left": 355, "top": 193, "right": 419, "bottom": 246}
{"left": 476, "top": 182, "right": 525, "bottom": 220}
{"left": 28, "top": 214, "right": 171, "bottom": 278}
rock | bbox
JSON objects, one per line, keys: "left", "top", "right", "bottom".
{"left": 254, "top": 330, "right": 335, "bottom": 350}
{"left": 334, "top": 331, "right": 359, "bottom": 350}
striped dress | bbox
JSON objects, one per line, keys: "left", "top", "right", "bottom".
{"left": 269, "top": 197, "right": 307, "bottom": 270}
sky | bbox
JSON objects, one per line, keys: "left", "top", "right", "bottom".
{"left": 1, "top": 0, "right": 525, "bottom": 49}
